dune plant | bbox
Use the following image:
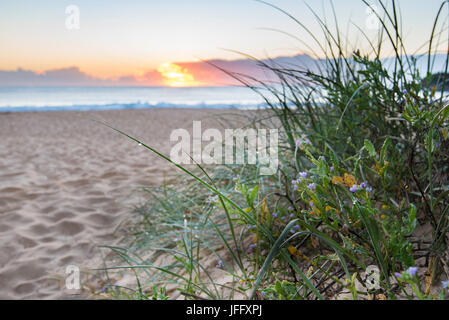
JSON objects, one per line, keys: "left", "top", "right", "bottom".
{"left": 99, "top": 0, "right": 449, "bottom": 300}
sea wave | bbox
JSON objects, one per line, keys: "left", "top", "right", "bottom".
{"left": 0, "top": 101, "right": 269, "bottom": 112}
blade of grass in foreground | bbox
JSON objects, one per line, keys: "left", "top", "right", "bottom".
{"left": 250, "top": 219, "right": 323, "bottom": 300}
{"left": 92, "top": 119, "right": 256, "bottom": 226}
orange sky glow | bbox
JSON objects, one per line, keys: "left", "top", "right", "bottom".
{"left": 1, "top": 1, "right": 446, "bottom": 87}
{"left": 156, "top": 63, "right": 201, "bottom": 87}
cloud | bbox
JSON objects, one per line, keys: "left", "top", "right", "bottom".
{"left": 0, "top": 67, "right": 104, "bottom": 86}
{"left": 0, "top": 53, "right": 320, "bottom": 87}
{"left": 1, "top": 53, "right": 447, "bottom": 87}
{"left": 177, "top": 54, "right": 318, "bottom": 86}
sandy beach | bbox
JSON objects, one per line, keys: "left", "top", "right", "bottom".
{"left": 0, "top": 108, "right": 246, "bottom": 299}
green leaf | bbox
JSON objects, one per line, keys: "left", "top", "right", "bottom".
{"left": 364, "top": 139, "right": 377, "bottom": 158}
{"left": 380, "top": 137, "right": 390, "bottom": 163}
{"left": 430, "top": 102, "right": 449, "bottom": 129}
{"left": 250, "top": 186, "right": 259, "bottom": 206}
{"left": 355, "top": 203, "right": 390, "bottom": 288}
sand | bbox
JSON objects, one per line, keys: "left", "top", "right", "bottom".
{"left": 0, "top": 108, "right": 248, "bottom": 299}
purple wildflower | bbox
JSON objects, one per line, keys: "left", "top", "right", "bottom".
{"left": 288, "top": 206, "right": 293, "bottom": 211}
{"left": 261, "top": 291, "right": 265, "bottom": 298}
{"left": 366, "top": 186, "right": 373, "bottom": 193}
{"left": 216, "top": 260, "right": 224, "bottom": 269}
{"left": 360, "top": 181, "right": 367, "bottom": 189}
{"left": 442, "top": 280, "right": 449, "bottom": 289}
{"left": 299, "top": 171, "right": 308, "bottom": 178}
{"left": 319, "top": 156, "right": 325, "bottom": 160}
{"left": 330, "top": 166, "right": 334, "bottom": 172}
{"left": 307, "top": 183, "right": 316, "bottom": 190}
{"left": 350, "top": 184, "right": 358, "bottom": 192}
{"left": 395, "top": 272, "right": 402, "bottom": 278}
{"left": 292, "top": 179, "right": 302, "bottom": 191}
{"left": 248, "top": 243, "right": 257, "bottom": 253}
{"left": 309, "top": 201, "right": 314, "bottom": 207}
{"left": 406, "top": 266, "right": 418, "bottom": 277}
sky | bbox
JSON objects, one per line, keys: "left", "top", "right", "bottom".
{"left": 0, "top": 0, "right": 447, "bottom": 86}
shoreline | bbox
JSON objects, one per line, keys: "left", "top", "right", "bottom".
{"left": 0, "top": 104, "right": 265, "bottom": 113}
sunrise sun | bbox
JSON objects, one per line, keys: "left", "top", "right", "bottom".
{"left": 157, "top": 62, "right": 199, "bottom": 87}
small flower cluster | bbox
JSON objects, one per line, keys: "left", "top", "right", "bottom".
{"left": 332, "top": 173, "right": 373, "bottom": 193}
{"left": 292, "top": 171, "right": 318, "bottom": 192}
{"left": 393, "top": 267, "right": 449, "bottom": 298}
{"left": 295, "top": 138, "right": 311, "bottom": 149}
{"left": 248, "top": 243, "right": 257, "bottom": 253}
{"left": 292, "top": 178, "right": 301, "bottom": 191}
{"left": 443, "top": 280, "right": 449, "bottom": 291}
{"left": 215, "top": 260, "right": 224, "bottom": 269}
{"left": 395, "top": 266, "right": 418, "bottom": 278}
{"left": 290, "top": 224, "right": 300, "bottom": 234}
{"left": 307, "top": 183, "right": 316, "bottom": 190}
{"left": 350, "top": 181, "right": 373, "bottom": 193}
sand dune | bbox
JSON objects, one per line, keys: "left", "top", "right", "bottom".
{"left": 0, "top": 108, "right": 243, "bottom": 299}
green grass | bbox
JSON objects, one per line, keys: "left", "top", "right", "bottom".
{"left": 97, "top": 0, "right": 449, "bottom": 300}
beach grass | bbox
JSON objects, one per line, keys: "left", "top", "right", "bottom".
{"left": 98, "top": 0, "right": 449, "bottom": 300}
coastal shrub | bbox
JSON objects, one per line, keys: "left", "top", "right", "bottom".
{"left": 100, "top": 0, "right": 449, "bottom": 300}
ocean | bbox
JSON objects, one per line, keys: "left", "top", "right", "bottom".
{"left": 0, "top": 86, "right": 266, "bottom": 112}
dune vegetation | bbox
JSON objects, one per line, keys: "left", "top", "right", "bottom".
{"left": 98, "top": 0, "right": 449, "bottom": 300}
